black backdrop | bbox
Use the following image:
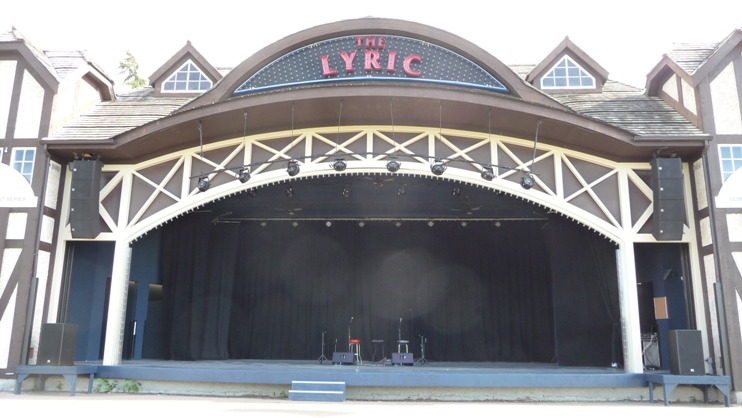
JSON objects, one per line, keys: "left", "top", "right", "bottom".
{"left": 158, "top": 213, "right": 620, "bottom": 366}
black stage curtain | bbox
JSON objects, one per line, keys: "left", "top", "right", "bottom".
{"left": 543, "top": 215, "right": 623, "bottom": 367}
{"left": 159, "top": 216, "right": 555, "bottom": 362}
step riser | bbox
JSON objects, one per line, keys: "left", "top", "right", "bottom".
{"left": 292, "top": 383, "right": 345, "bottom": 392}
{"left": 288, "top": 391, "right": 345, "bottom": 402}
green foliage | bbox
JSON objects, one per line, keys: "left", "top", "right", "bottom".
{"left": 118, "top": 50, "right": 147, "bottom": 89}
{"left": 94, "top": 378, "right": 141, "bottom": 393}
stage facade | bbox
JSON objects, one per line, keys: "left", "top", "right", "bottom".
{"left": 2, "top": 19, "right": 742, "bottom": 401}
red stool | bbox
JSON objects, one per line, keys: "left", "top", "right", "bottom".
{"left": 349, "top": 339, "right": 362, "bottom": 365}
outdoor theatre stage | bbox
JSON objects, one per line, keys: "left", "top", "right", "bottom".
{"left": 89, "top": 359, "right": 644, "bottom": 392}
{"left": 84, "top": 174, "right": 625, "bottom": 377}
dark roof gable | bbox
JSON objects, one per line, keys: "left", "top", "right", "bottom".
{"left": 148, "top": 41, "right": 222, "bottom": 95}
{"left": 526, "top": 37, "right": 609, "bottom": 93}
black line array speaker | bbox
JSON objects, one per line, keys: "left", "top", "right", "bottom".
{"left": 69, "top": 159, "right": 103, "bottom": 239}
{"left": 668, "top": 330, "right": 704, "bottom": 375}
{"left": 392, "top": 352, "right": 414, "bottom": 366}
{"left": 37, "top": 323, "right": 78, "bottom": 366}
{"left": 651, "top": 157, "right": 684, "bottom": 241}
{"left": 332, "top": 352, "right": 355, "bottom": 365}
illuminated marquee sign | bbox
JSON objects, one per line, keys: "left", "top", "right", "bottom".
{"left": 234, "top": 35, "right": 508, "bottom": 95}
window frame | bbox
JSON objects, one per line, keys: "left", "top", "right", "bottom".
{"left": 718, "top": 144, "right": 742, "bottom": 182}
{"left": 541, "top": 55, "right": 596, "bottom": 90}
{"left": 10, "top": 147, "right": 36, "bottom": 184}
{"left": 161, "top": 59, "right": 213, "bottom": 93}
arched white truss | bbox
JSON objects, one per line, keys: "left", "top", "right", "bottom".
{"left": 48, "top": 125, "right": 705, "bottom": 373}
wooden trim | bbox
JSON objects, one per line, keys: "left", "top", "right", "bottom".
{"left": 526, "top": 37, "right": 609, "bottom": 84}
{"left": 148, "top": 42, "right": 222, "bottom": 88}
{"left": 3, "top": 60, "right": 25, "bottom": 140}
{"left": 691, "top": 30, "right": 742, "bottom": 86}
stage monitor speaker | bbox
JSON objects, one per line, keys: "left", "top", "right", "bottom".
{"left": 392, "top": 352, "right": 414, "bottom": 366}
{"left": 332, "top": 352, "right": 355, "bottom": 365}
{"left": 668, "top": 330, "right": 704, "bottom": 375}
{"left": 37, "top": 323, "right": 78, "bottom": 366}
{"left": 69, "top": 159, "right": 103, "bottom": 239}
{"left": 651, "top": 157, "right": 684, "bottom": 241}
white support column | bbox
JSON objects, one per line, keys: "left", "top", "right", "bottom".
{"left": 102, "top": 240, "right": 132, "bottom": 366}
{"left": 616, "top": 243, "right": 643, "bottom": 373}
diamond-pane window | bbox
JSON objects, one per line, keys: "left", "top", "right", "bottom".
{"left": 719, "top": 145, "right": 742, "bottom": 182}
{"left": 162, "top": 60, "right": 212, "bottom": 92}
{"left": 11, "top": 147, "right": 35, "bottom": 183}
{"left": 541, "top": 56, "right": 595, "bottom": 89}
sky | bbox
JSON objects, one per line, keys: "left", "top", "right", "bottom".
{"left": 2, "top": 1, "right": 742, "bottom": 90}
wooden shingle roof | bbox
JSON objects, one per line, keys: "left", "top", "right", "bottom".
{"left": 665, "top": 43, "right": 719, "bottom": 75}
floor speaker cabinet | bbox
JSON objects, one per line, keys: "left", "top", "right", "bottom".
{"left": 37, "top": 323, "right": 78, "bottom": 366}
{"left": 668, "top": 330, "right": 704, "bottom": 375}
{"left": 332, "top": 352, "right": 355, "bottom": 365}
{"left": 70, "top": 159, "right": 103, "bottom": 239}
{"left": 651, "top": 157, "right": 684, "bottom": 241}
{"left": 392, "top": 352, "right": 414, "bottom": 366}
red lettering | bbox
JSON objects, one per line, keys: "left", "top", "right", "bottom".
{"left": 378, "top": 36, "right": 385, "bottom": 50}
{"left": 339, "top": 51, "right": 356, "bottom": 73}
{"left": 356, "top": 36, "right": 364, "bottom": 49}
{"left": 365, "top": 50, "right": 381, "bottom": 71}
{"left": 403, "top": 54, "right": 421, "bottom": 77}
{"left": 366, "top": 36, "right": 376, "bottom": 49}
{"left": 320, "top": 55, "right": 337, "bottom": 77}
{"left": 386, "top": 50, "right": 396, "bottom": 72}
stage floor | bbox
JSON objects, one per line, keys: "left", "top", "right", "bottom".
{"left": 86, "top": 359, "right": 646, "bottom": 389}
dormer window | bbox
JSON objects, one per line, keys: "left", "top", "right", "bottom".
{"left": 162, "top": 60, "right": 212, "bottom": 92}
{"left": 541, "top": 55, "right": 595, "bottom": 89}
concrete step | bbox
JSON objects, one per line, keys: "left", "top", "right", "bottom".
{"left": 289, "top": 381, "right": 346, "bottom": 402}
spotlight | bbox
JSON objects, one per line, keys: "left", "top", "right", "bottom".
{"left": 342, "top": 185, "right": 351, "bottom": 198}
{"left": 197, "top": 176, "right": 210, "bottom": 192}
{"left": 461, "top": 221, "right": 467, "bottom": 227}
{"left": 292, "top": 221, "right": 299, "bottom": 227}
{"left": 332, "top": 159, "right": 347, "bottom": 172}
{"left": 495, "top": 221, "right": 501, "bottom": 227}
{"left": 428, "top": 221, "right": 434, "bottom": 227}
{"left": 286, "top": 187, "right": 294, "bottom": 198}
{"left": 238, "top": 168, "right": 250, "bottom": 183}
{"left": 386, "top": 159, "right": 401, "bottom": 173}
{"left": 260, "top": 221, "right": 267, "bottom": 227}
{"left": 358, "top": 221, "right": 365, "bottom": 227}
{"left": 481, "top": 166, "right": 495, "bottom": 181}
{"left": 452, "top": 187, "right": 461, "bottom": 196}
{"left": 395, "top": 221, "right": 402, "bottom": 227}
{"left": 326, "top": 221, "right": 332, "bottom": 227}
{"left": 520, "top": 175, "right": 534, "bottom": 190}
{"left": 430, "top": 160, "right": 446, "bottom": 176}
{"left": 249, "top": 189, "right": 257, "bottom": 197}
{"left": 287, "top": 160, "right": 300, "bottom": 176}
{"left": 397, "top": 185, "right": 406, "bottom": 196}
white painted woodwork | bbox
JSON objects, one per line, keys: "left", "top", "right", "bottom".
{"left": 14, "top": 69, "right": 44, "bottom": 139}
{"left": 102, "top": 241, "right": 132, "bottom": 366}
{"left": 693, "top": 158, "right": 708, "bottom": 210}
{"left": 710, "top": 60, "right": 742, "bottom": 134}
{"left": 616, "top": 246, "right": 643, "bottom": 373}
{"left": 704, "top": 254, "right": 723, "bottom": 373}
{"left": 0, "top": 60, "right": 17, "bottom": 139}
{"left": 30, "top": 250, "right": 51, "bottom": 365}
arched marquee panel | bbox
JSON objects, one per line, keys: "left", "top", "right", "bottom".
{"left": 56, "top": 126, "right": 688, "bottom": 245}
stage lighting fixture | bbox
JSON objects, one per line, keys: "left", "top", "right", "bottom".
{"left": 286, "top": 187, "right": 294, "bottom": 198}
{"left": 332, "top": 159, "right": 347, "bottom": 172}
{"left": 260, "top": 221, "right": 267, "bottom": 227}
{"left": 495, "top": 221, "right": 502, "bottom": 227}
{"left": 358, "top": 221, "right": 365, "bottom": 227}
{"left": 520, "top": 175, "right": 534, "bottom": 190}
{"left": 481, "top": 166, "right": 495, "bottom": 181}
{"left": 197, "top": 176, "right": 210, "bottom": 192}
{"left": 292, "top": 221, "right": 299, "bottom": 227}
{"left": 430, "top": 160, "right": 446, "bottom": 176}
{"left": 395, "top": 221, "right": 402, "bottom": 227}
{"left": 428, "top": 221, "right": 434, "bottom": 227}
{"left": 238, "top": 168, "right": 250, "bottom": 183}
{"left": 461, "top": 221, "right": 467, "bottom": 227}
{"left": 397, "top": 185, "right": 406, "bottom": 196}
{"left": 326, "top": 221, "right": 332, "bottom": 227}
{"left": 386, "top": 159, "right": 401, "bottom": 173}
{"left": 248, "top": 189, "right": 257, "bottom": 197}
{"left": 287, "top": 160, "right": 300, "bottom": 176}
{"left": 342, "top": 185, "right": 351, "bottom": 198}
{"left": 452, "top": 187, "right": 461, "bottom": 196}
